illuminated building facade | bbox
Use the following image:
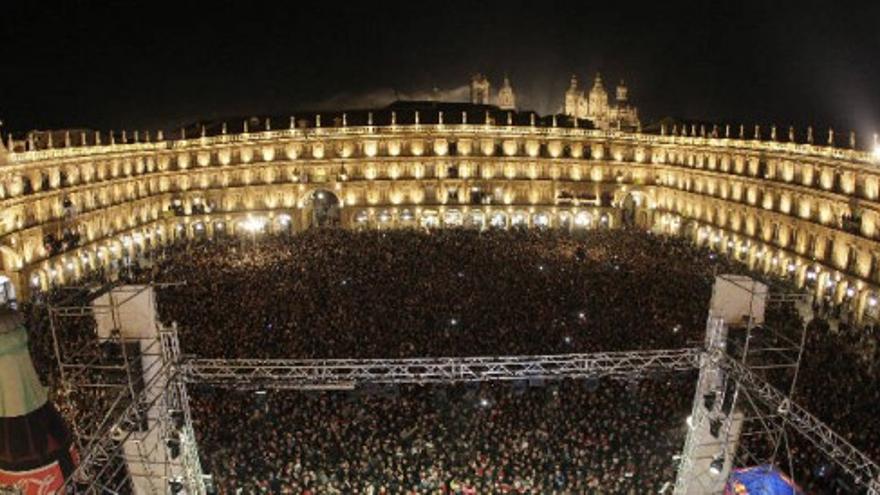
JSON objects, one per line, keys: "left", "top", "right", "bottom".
{"left": 564, "top": 73, "right": 640, "bottom": 131}
{"left": 1, "top": 108, "right": 879, "bottom": 324}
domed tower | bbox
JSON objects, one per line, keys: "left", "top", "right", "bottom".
{"left": 564, "top": 74, "right": 580, "bottom": 116}
{"left": 615, "top": 79, "right": 628, "bottom": 104}
{"left": 496, "top": 76, "right": 516, "bottom": 111}
{"left": 470, "top": 73, "right": 491, "bottom": 105}
{"left": 588, "top": 73, "right": 609, "bottom": 121}
{"left": 0, "top": 306, "right": 77, "bottom": 493}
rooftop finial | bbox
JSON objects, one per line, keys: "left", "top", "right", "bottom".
{"left": 754, "top": 124, "right": 760, "bottom": 140}
{"left": 415, "top": 110, "right": 420, "bottom": 126}
{"left": 110, "top": 130, "right": 116, "bottom": 145}
{"left": 850, "top": 130, "right": 856, "bottom": 149}
{"left": 552, "top": 114, "right": 557, "bottom": 127}
{"left": 95, "top": 130, "right": 101, "bottom": 145}
{"left": 507, "top": 112, "right": 512, "bottom": 126}
{"left": 222, "top": 122, "right": 227, "bottom": 135}
{"left": 739, "top": 124, "right": 744, "bottom": 139}
{"left": 661, "top": 123, "right": 666, "bottom": 136}
{"left": 342, "top": 113, "right": 347, "bottom": 127}
{"left": 47, "top": 131, "right": 53, "bottom": 148}
{"left": 265, "top": 117, "right": 271, "bottom": 131}
{"left": 80, "top": 131, "right": 87, "bottom": 146}
{"left": 391, "top": 111, "right": 396, "bottom": 126}
{"left": 200, "top": 125, "right": 206, "bottom": 138}
{"left": 788, "top": 126, "right": 795, "bottom": 142}
{"left": 770, "top": 125, "right": 777, "bottom": 141}
{"left": 368, "top": 112, "right": 373, "bottom": 126}
{"left": 462, "top": 111, "right": 467, "bottom": 125}
{"left": 828, "top": 127, "right": 834, "bottom": 146}
{"left": 290, "top": 116, "right": 295, "bottom": 129}
{"left": 122, "top": 129, "right": 128, "bottom": 143}
{"left": 724, "top": 124, "right": 730, "bottom": 138}
{"left": 6, "top": 133, "right": 13, "bottom": 152}
{"left": 64, "top": 130, "right": 71, "bottom": 147}
{"left": 243, "top": 120, "right": 249, "bottom": 133}
{"left": 438, "top": 111, "right": 443, "bottom": 125}
{"left": 157, "top": 130, "right": 164, "bottom": 141}
{"left": 133, "top": 130, "right": 139, "bottom": 143}
{"left": 807, "top": 126, "right": 814, "bottom": 144}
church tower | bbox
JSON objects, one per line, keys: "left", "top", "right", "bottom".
{"left": 616, "top": 79, "right": 628, "bottom": 103}
{"left": 564, "top": 75, "right": 580, "bottom": 116}
{"left": 496, "top": 76, "right": 516, "bottom": 110}
{"left": 588, "top": 72, "right": 609, "bottom": 119}
{"left": 470, "top": 73, "right": 491, "bottom": 105}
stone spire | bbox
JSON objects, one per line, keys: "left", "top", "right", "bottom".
{"left": 807, "top": 126, "right": 814, "bottom": 144}
{"left": 497, "top": 75, "right": 516, "bottom": 111}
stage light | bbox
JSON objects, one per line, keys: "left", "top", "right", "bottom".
{"left": 479, "top": 398, "right": 489, "bottom": 407}
{"left": 709, "top": 455, "right": 724, "bottom": 476}
{"left": 703, "top": 392, "right": 716, "bottom": 411}
{"left": 672, "top": 324, "right": 682, "bottom": 334}
{"left": 709, "top": 418, "right": 722, "bottom": 438}
{"left": 450, "top": 318, "right": 459, "bottom": 326}
{"left": 578, "top": 312, "right": 586, "bottom": 320}
{"left": 564, "top": 336, "right": 572, "bottom": 344}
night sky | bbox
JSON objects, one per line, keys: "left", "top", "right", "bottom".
{"left": 2, "top": 1, "right": 879, "bottom": 138}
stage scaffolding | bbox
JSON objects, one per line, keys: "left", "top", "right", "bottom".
{"left": 47, "top": 284, "right": 204, "bottom": 494}
{"left": 182, "top": 348, "right": 701, "bottom": 389}
{"left": 43, "top": 283, "right": 880, "bottom": 494}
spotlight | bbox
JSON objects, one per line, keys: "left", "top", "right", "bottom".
{"left": 672, "top": 324, "right": 682, "bottom": 334}
{"left": 169, "top": 480, "right": 184, "bottom": 494}
{"left": 703, "top": 392, "right": 716, "bottom": 411}
{"left": 479, "top": 398, "right": 489, "bottom": 407}
{"left": 166, "top": 438, "right": 181, "bottom": 460}
{"left": 709, "top": 418, "right": 722, "bottom": 438}
{"left": 449, "top": 318, "right": 459, "bottom": 326}
{"left": 709, "top": 455, "right": 725, "bottom": 476}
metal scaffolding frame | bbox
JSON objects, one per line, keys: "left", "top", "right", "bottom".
{"left": 40, "top": 281, "right": 880, "bottom": 494}
{"left": 45, "top": 284, "right": 204, "bottom": 494}
{"left": 182, "top": 348, "right": 702, "bottom": 388}
{"left": 722, "top": 355, "right": 880, "bottom": 494}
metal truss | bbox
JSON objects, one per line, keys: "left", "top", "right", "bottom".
{"left": 721, "top": 354, "right": 880, "bottom": 494}
{"left": 182, "top": 348, "right": 702, "bottom": 389}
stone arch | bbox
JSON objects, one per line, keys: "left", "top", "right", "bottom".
{"left": 305, "top": 189, "right": 341, "bottom": 227}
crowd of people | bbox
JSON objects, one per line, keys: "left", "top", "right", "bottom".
{"left": 14, "top": 227, "right": 880, "bottom": 493}
{"left": 190, "top": 376, "right": 694, "bottom": 494}
{"left": 149, "top": 229, "right": 746, "bottom": 359}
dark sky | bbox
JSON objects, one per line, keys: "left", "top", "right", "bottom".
{"left": 2, "top": 1, "right": 880, "bottom": 138}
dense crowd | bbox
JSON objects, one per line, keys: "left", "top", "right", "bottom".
{"left": 190, "top": 377, "right": 694, "bottom": 494}
{"left": 14, "top": 227, "right": 880, "bottom": 493}
{"left": 149, "top": 229, "right": 747, "bottom": 359}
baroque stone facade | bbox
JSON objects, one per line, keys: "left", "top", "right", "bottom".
{"left": 1, "top": 109, "right": 879, "bottom": 325}
{"left": 564, "top": 73, "right": 639, "bottom": 131}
